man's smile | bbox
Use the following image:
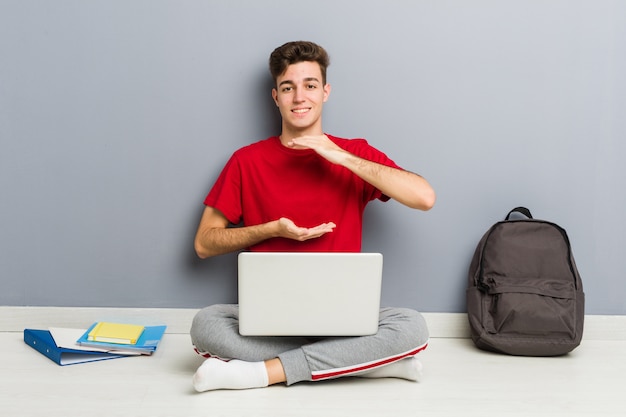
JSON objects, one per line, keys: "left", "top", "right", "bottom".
{"left": 292, "top": 108, "right": 311, "bottom": 114}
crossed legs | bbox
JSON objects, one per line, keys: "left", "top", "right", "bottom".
{"left": 190, "top": 304, "right": 429, "bottom": 391}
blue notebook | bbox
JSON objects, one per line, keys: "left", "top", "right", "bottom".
{"left": 24, "top": 329, "right": 125, "bottom": 366}
{"left": 77, "top": 323, "right": 166, "bottom": 354}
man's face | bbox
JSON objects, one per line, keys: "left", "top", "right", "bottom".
{"left": 272, "top": 61, "right": 331, "bottom": 138}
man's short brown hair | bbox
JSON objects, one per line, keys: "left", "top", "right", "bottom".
{"left": 269, "top": 41, "right": 330, "bottom": 86}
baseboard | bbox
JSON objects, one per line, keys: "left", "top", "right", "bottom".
{"left": 0, "top": 306, "right": 196, "bottom": 334}
{"left": 1, "top": 306, "right": 624, "bottom": 340}
{"left": 420, "top": 312, "right": 626, "bottom": 340}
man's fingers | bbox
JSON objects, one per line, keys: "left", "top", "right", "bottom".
{"left": 300, "top": 222, "right": 336, "bottom": 240}
{"left": 278, "top": 218, "right": 336, "bottom": 241}
{"left": 310, "top": 222, "right": 336, "bottom": 233}
{"left": 289, "top": 135, "right": 332, "bottom": 150}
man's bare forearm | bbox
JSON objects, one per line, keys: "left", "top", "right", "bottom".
{"left": 341, "top": 154, "right": 436, "bottom": 211}
{"left": 194, "top": 221, "right": 279, "bottom": 259}
{"left": 194, "top": 216, "right": 337, "bottom": 258}
{"left": 288, "top": 135, "right": 436, "bottom": 211}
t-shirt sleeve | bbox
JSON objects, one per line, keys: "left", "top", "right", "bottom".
{"left": 203, "top": 153, "right": 243, "bottom": 225}
{"left": 342, "top": 138, "right": 403, "bottom": 202}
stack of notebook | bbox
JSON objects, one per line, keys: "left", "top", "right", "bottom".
{"left": 24, "top": 321, "right": 167, "bottom": 366}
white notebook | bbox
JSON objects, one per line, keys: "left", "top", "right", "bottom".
{"left": 237, "top": 252, "right": 383, "bottom": 336}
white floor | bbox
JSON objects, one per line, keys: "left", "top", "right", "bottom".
{"left": 2, "top": 329, "right": 625, "bottom": 417}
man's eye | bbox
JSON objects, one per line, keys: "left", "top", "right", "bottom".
{"left": 307, "top": 84, "right": 317, "bottom": 89}
{"left": 282, "top": 87, "right": 292, "bottom": 92}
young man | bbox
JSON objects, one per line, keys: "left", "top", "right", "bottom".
{"left": 190, "top": 41, "right": 436, "bottom": 392}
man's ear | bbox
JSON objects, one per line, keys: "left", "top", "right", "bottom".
{"left": 323, "top": 84, "right": 331, "bottom": 102}
{"left": 271, "top": 88, "right": 279, "bottom": 106}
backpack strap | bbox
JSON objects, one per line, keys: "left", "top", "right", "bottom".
{"left": 505, "top": 207, "right": 533, "bottom": 220}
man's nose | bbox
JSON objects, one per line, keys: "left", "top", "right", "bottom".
{"left": 293, "top": 87, "right": 305, "bottom": 102}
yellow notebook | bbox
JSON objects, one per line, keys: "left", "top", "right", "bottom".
{"left": 87, "top": 322, "right": 145, "bottom": 345}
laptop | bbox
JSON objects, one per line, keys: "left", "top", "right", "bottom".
{"left": 237, "top": 252, "right": 383, "bottom": 336}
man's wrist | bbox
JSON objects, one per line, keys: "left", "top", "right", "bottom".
{"left": 265, "top": 219, "right": 283, "bottom": 239}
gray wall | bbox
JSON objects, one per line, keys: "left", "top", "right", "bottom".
{"left": 1, "top": 1, "right": 624, "bottom": 314}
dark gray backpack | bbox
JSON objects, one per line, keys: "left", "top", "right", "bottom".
{"left": 467, "top": 207, "right": 585, "bottom": 356}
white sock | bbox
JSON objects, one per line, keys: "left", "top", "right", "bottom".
{"left": 357, "top": 357, "right": 423, "bottom": 382}
{"left": 193, "top": 358, "right": 269, "bottom": 392}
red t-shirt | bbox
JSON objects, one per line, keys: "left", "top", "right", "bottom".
{"left": 204, "top": 135, "right": 402, "bottom": 252}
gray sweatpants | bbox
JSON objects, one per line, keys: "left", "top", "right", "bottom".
{"left": 190, "top": 304, "right": 429, "bottom": 385}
